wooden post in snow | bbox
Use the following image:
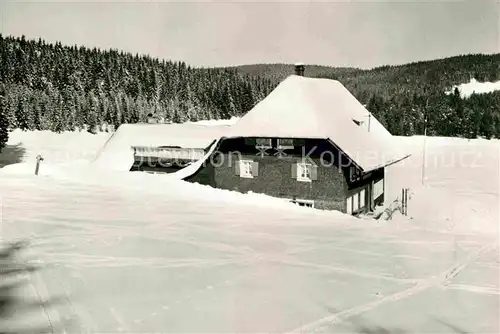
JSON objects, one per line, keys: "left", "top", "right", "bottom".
{"left": 405, "top": 188, "right": 408, "bottom": 216}
{"left": 401, "top": 188, "right": 404, "bottom": 215}
{"left": 35, "top": 154, "right": 44, "bottom": 176}
{"left": 401, "top": 188, "right": 409, "bottom": 216}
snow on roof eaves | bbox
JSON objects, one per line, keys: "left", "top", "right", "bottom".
{"left": 113, "top": 123, "right": 230, "bottom": 149}
{"left": 92, "top": 123, "right": 230, "bottom": 171}
{"left": 224, "top": 75, "right": 410, "bottom": 172}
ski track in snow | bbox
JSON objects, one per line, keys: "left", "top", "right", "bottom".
{"left": 285, "top": 241, "right": 498, "bottom": 334}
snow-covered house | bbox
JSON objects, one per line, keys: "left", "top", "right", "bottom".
{"left": 93, "top": 123, "right": 229, "bottom": 174}
{"left": 187, "top": 69, "right": 410, "bottom": 214}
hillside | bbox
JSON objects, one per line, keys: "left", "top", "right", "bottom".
{"left": 0, "top": 34, "right": 275, "bottom": 135}
{"left": 1, "top": 34, "right": 500, "bottom": 151}
{"left": 232, "top": 54, "right": 500, "bottom": 93}
{"left": 232, "top": 54, "right": 500, "bottom": 139}
{"left": 228, "top": 64, "right": 362, "bottom": 83}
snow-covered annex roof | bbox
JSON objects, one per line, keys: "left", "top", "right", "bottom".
{"left": 93, "top": 123, "right": 229, "bottom": 171}
{"left": 224, "top": 75, "right": 409, "bottom": 172}
{"left": 112, "top": 123, "right": 228, "bottom": 149}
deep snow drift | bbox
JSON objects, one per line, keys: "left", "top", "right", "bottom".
{"left": 0, "top": 129, "right": 498, "bottom": 333}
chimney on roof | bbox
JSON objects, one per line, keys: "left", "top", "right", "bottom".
{"left": 294, "top": 63, "right": 305, "bottom": 76}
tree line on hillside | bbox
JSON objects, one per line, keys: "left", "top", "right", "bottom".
{"left": 312, "top": 55, "right": 500, "bottom": 139}
{"left": 239, "top": 54, "right": 500, "bottom": 93}
{"left": 0, "top": 34, "right": 275, "bottom": 145}
{"left": 236, "top": 55, "right": 500, "bottom": 139}
{"left": 1, "top": 34, "right": 500, "bottom": 153}
{"left": 361, "top": 86, "right": 500, "bottom": 139}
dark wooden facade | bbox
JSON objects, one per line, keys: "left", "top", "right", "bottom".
{"left": 187, "top": 137, "right": 385, "bottom": 214}
{"left": 130, "top": 156, "right": 193, "bottom": 174}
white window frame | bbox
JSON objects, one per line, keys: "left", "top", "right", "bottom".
{"left": 373, "top": 179, "right": 384, "bottom": 199}
{"left": 297, "top": 162, "right": 312, "bottom": 182}
{"left": 239, "top": 160, "right": 254, "bottom": 178}
{"left": 255, "top": 138, "right": 272, "bottom": 149}
{"left": 277, "top": 138, "right": 294, "bottom": 150}
{"left": 290, "top": 199, "right": 315, "bottom": 208}
{"left": 352, "top": 193, "right": 360, "bottom": 212}
{"left": 346, "top": 195, "right": 353, "bottom": 214}
{"left": 359, "top": 189, "right": 366, "bottom": 208}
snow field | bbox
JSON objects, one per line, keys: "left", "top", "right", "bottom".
{"left": 447, "top": 78, "right": 500, "bottom": 98}
{"left": 0, "top": 127, "right": 499, "bottom": 333}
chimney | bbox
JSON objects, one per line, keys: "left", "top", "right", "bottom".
{"left": 294, "top": 63, "right": 305, "bottom": 76}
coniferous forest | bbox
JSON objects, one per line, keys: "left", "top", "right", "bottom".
{"left": 1, "top": 34, "right": 500, "bottom": 152}
{"left": 0, "top": 34, "right": 275, "bottom": 141}
{"left": 236, "top": 55, "right": 500, "bottom": 140}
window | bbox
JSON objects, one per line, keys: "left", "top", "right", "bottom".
{"left": 352, "top": 193, "right": 359, "bottom": 212}
{"left": 237, "top": 160, "right": 260, "bottom": 178}
{"left": 292, "top": 162, "right": 317, "bottom": 182}
{"left": 255, "top": 138, "right": 272, "bottom": 148}
{"left": 277, "top": 138, "right": 294, "bottom": 149}
{"left": 346, "top": 196, "right": 353, "bottom": 214}
{"left": 239, "top": 160, "right": 253, "bottom": 178}
{"left": 297, "top": 163, "right": 312, "bottom": 182}
{"left": 360, "top": 189, "right": 366, "bottom": 208}
{"left": 373, "top": 179, "right": 384, "bottom": 199}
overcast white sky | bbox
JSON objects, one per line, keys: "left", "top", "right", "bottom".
{"left": 1, "top": 0, "right": 498, "bottom": 68}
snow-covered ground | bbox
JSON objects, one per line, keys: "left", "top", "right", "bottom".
{"left": 446, "top": 78, "right": 500, "bottom": 98}
{"left": 0, "top": 129, "right": 498, "bottom": 333}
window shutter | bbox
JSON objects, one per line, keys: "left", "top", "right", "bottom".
{"left": 251, "top": 162, "right": 259, "bottom": 176}
{"left": 291, "top": 163, "right": 297, "bottom": 179}
{"left": 310, "top": 165, "right": 318, "bottom": 180}
{"left": 234, "top": 161, "right": 240, "bottom": 175}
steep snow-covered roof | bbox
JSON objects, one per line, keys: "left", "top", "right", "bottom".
{"left": 93, "top": 123, "right": 229, "bottom": 171}
{"left": 224, "top": 75, "right": 409, "bottom": 172}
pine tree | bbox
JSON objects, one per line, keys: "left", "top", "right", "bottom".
{"left": 0, "top": 87, "right": 9, "bottom": 152}
{"left": 86, "top": 91, "right": 99, "bottom": 134}
{"left": 31, "top": 94, "right": 42, "bottom": 131}
{"left": 51, "top": 93, "right": 65, "bottom": 133}
{"left": 2, "top": 34, "right": 500, "bottom": 138}
{"left": 479, "top": 107, "right": 495, "bottom": 139}
{"left": 112, "top": 93, "right": 123, "bottom": 131}
{"left": 450, "top": 87, "right": 464, "bottom": 137}
{"left": 222, "top": 83, "right": 236, "bottom": 119}
{"left": 14, "top": 92, "right": 30, "bottom": 130}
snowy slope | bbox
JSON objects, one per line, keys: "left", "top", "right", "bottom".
{"left": 3, "top": 129, "right": 111, "bottom": 166}
{"left": 446, "top": 78, "right": 500, "bottom": 98}
{"left": 385, "top": 136, "right": 499, "bottom": 235}
{"left": 0, "top": 130, "right": 499, "bottom": 333}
